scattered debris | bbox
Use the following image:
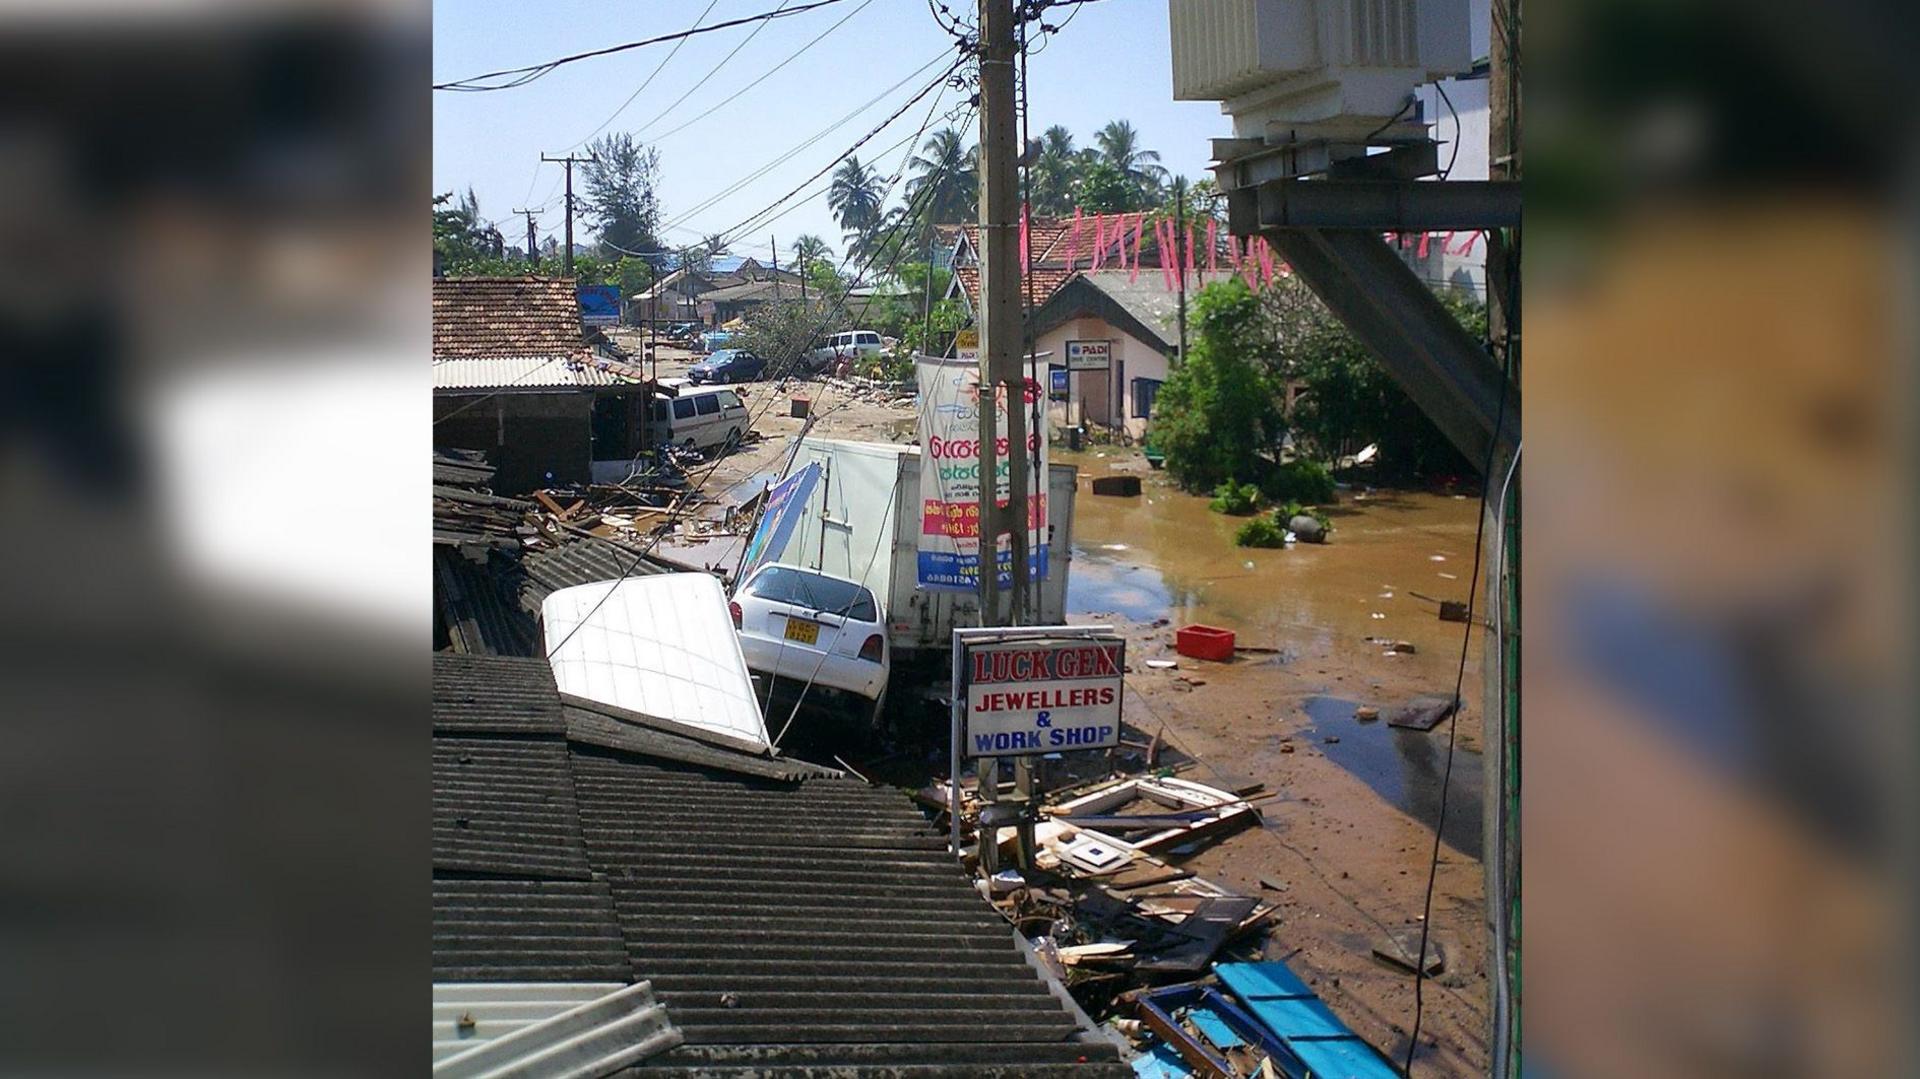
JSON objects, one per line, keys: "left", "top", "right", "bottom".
{"left": 1385, "top": 695, "right": 1457, "bottom": 731}
{"left": 1372, "top": 929, "right": 1445, "bottom": 976}
{"left": 1176, "top": 624, "right": 1237, "bottom": 661}
{"left": 1091, "top": 475, "right": 1144, "bottom": 497}
{"left": 1353, "top": 706, "right": 1380, "bottom": 721}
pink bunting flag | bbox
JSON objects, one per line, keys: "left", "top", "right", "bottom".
{"left": 1186, "top": 221, "right": 1198, "bottom": 282}
{"left": 1417, "top": 232, "right": 1431, "bottom": 259}
{"left": 1130, "top": 215, "right": 1144, "bottom": 283}
{"left": 1158, "top": 220, "right": 1177, "bottom": 291}
{"left": 1091, "top": 213, "right": 1105, "bottom": 270}
{"left": 1257, "top": 237, "right": 1276, "bottom": 288}
{"left": 1019, "top": 206, "right": 1031, "bottom": 268}
{"left": 1067, "top": 208, "right": 1082, "bottom": 267}
{"left": 1205, "top": 218, "right": 1218, "bottom": 274}
{"left": 1453, "top": 230, "right": 1481, "bottom": 256}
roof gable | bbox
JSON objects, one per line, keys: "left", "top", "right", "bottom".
{"left": 433, "top": 276, "right": 586, "bottom": 360}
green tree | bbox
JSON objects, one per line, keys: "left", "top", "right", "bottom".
{"left": 433, "top": 190, "right": 504, "bottom": 272}
{"left": 1077, "top": 160, "right": 1145, "bottom": 212}
{"left": 1095, "top": 119, "right": 1168, "bottom": 203}
{"left": 828, "top": 156, "right": 885, "bottom": 265}
{"left": 790, "top": 233, "right": 833, "bottom": 272}
{"left": 907, "top": 127, "right": 979, "bottom": 229}
{"left": 1032, "top": 125, "right": 1082, "bottom": 214}
{"left": 1271, "top": 276, "right": 1482, "bottom": 481}
{"left": 735, "top": 298, "right": 849, "bottom": 373}
{"left": 581, "top": 133, "right": 662, "bottom": 255}
{"left": 1148, "top": 278, "right": 1283, "bottom": 491}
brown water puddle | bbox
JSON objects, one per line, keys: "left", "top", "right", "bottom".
{"left": 1059, "top": 449, "right": 1485, "bottom": 688}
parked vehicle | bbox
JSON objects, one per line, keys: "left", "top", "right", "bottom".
{"left": 699, "top": 328, "right": 736, "bottom": 353}
{"left": 806, "top": 329, "right": 884, "bottom": 373}
{"left": 745, "top": 437, "right": 1077, "bottom": 664}
{"left": 731, "top": 563, "right": 889, "bottom": 724}
{"left": 687, "top": 349, "right": 767, "bottom": 384}
{"left": 647, "top": 386, "right": 748, "bottom": 453}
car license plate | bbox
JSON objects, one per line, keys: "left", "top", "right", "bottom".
{"left": 783, "top": 618, "right": 820, "bottom": 645}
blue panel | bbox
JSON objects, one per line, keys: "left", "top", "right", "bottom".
{"left": 1291, "top": 1038, "right": 1401, "bottom": 1079}
{"left": 1184, "top": 1004, "right": 1245, "bottom": 1050}
{"left": 1130, "top": 1042, "right": 1194, "bottom": 1079}
{"left": 1214, "top": 962, "right": 1399, "bottom": 1079}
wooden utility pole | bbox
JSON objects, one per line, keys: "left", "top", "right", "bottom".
{"left": 770, "top": 234, "right": 781, "bottom": 301}
{"left": 976, "top": 0, "right": 1025, "bottom": 627}
{"left": 511, "top": 208, "right": 539, "bottom": 266}
{"left": 1174, "top": 181, "right": 1189, "bottom": 361}
{"left": 541, "top": 153, "right": 589, "bottom": 278}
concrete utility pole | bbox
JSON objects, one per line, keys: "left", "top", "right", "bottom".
{"left": 976, "top": 0, "right": 1026, "bottom": 628}
{"left": 541, "top": 153, "right": 589, "bottom": 278}
{"left": 1174, "top": 181, "right": 1189, "bottom": 361}
{"left": 512, "top": 208, "right": 538, "bottom": 266}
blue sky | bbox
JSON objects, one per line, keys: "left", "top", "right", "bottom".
{"left": 432, "top": 0, "right": 1234, "bottom": 266}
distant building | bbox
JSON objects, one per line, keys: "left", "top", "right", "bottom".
{"left": 432, "top": 276, "right": 653, "bottom": 492}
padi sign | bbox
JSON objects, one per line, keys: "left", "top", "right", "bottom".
{"left": 962, "top": 634, "right": 1125, "bottom": 757}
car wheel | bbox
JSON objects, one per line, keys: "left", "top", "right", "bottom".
{"left": 682, "top": 438, "right": 698, "bottom": 453}
{"left": 723, "top": 428, "right": 742, "bottom": 453}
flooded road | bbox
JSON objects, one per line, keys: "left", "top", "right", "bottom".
{"left": 1059, "top": 450, "right": 1487, "bottom": 856}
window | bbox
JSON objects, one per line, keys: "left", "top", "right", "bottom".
{"left": 695, "top": 394, "right": 721, "bottom": 415}
{"left": 857, "top": 332, "right": 879, "bottom": 346}
{"left": 671, "top": 398, "right": 696, "bottom": 420}
{"left": 649, "top": 400, "right": 668, "bottom": 422}
{"left": 1132, "top": 377, "right": 1163, "bottom": 419}
{"left": 718, "top": 391, "right": 742, "bottom": 410}
{"left": 745, "top": 566, "right": 878, "bottom": 621}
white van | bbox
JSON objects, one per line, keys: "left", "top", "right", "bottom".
{"left": 648, "top": 386, "right": 749, "bottom": 453}
{"left": 807, "top": 330, "right": 884, "bottom": 373}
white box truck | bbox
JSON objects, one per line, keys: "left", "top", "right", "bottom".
{"left": 752, "top": 437, "right": 1076, "bottom": 664}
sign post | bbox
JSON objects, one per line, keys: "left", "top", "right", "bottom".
{"left": 948, "top": 625, "right": 1125, "bottom": 858}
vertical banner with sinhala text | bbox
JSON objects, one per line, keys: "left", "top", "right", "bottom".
{"left": 915, "top": 349, "right": 1048, "bottom": 592}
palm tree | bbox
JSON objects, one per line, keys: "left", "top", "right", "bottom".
{"left": 828, "top": 157, "right": 885, "bottom": 257}
{"left": 906, "top": 127, "right": 979, "bottom": 230}
{"left": 791, "top": 233, "right": 833, "bottom": 269}
{"left": 1095, "top": 120, "right": 1168, "bottom": 201}
{"left": 1032, "top": 125, "right": 1080, "bottom": 215}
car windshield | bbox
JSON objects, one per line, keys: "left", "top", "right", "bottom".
{"left": 745, "top": 566, "right": 877, "bottom": 621}
{"left": 707, "top": 350, "right": 741, "bottom": 364}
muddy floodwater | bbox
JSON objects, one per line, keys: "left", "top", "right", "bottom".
{"left": 1060, "top": 450, "right": 1488, "bottom": 856}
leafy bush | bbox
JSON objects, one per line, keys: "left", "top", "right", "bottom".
{"left": 1261, "top": 459, "right": 1336, "bottom": 504}
{"left": 1208, "top": 479, "right": 1262, "bottom": 516}
{"left": 1276, "top": 502, "right": 1332, "bottom": 533}
{"left": 1234, "top": 516, "right": 1289, "bottom": 548}
{"left": 1148, "top": 279, "right": 1283, "bottom": 491}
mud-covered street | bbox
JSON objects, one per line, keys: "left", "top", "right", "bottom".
{"left": 621, "top": 334, "right": 1495, "bottom": 1074}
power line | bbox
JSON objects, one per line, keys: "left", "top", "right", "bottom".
{"left": 646, "top": 0, "right": 880, "bottom": 144}
{"left": 658, "top": 51, "right": 954, "bottom": 236}
{"left": 433, "top": 0, "right": 852, "bottom": 92}
{"left": 632, "top": 0, "right": 796, "bottom": 135}
{"left": 563, "top": 0, "right": 721, "bottom": 151}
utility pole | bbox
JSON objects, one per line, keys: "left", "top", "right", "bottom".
{"left": 512, "top": 208, "right": 539, "bottom": 266}
{"left": 541, "top": 153, "right": 589, "bottom": 278}
{"left": 976, "top": 0, "right": 1025, "bottom": 629}
{"left": 770, "top": 234, "right": 781, "bottom": 301}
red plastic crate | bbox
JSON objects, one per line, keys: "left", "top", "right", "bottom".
{"left": 1175, "top": 624, "right": 1236, "bottom": 662}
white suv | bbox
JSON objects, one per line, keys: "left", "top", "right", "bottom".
{"left": 807, "top": 330, "right": 884, "bottom": 374}
{"left": 730, "top": 563, "right": 889, "bottom": 725}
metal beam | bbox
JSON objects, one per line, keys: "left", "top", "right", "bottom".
{"left": 1243, "top": 219, "right": 1518, "bottom": 469}
{"left": 1234, "top": 179, "right": 1520, "bottom": 230}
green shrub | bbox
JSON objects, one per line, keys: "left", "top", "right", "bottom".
{"left": 1275, "top": 502, "right": 1332, "bottom": 533}
{"left": 1234, "top": 516, "right": 1288, "bottom": 548}
{"left": 1208, "top": 479, "right": 1262, "bottom": 516}
{"left": 1261, "top": 459, "right": 1336, "bottom": 504}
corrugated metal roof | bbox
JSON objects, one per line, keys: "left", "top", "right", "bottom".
{"left": 433, "top": 736, "right": 592, "bottom": 880}
{"left": 434, "top": 654, "right": 563, "bottom": 734}
{"left": 434, "top": 981, "right": 626, "bottom": 1062}
{"left": 436, "top": 548, "right": 541, "bottom": 657}
{"left": 563, "top": 701, "right": 837, "bottom": 783}
{"left": 432, "top": 656, "right": 1131, "bottom": 1077}
{"left": 433, "top": 981, "right": 681, "bottom": 1076}
{"left": 435, "top": 448, "right": 498, "bottom": 488}
{"left": 434, "top": 356, "right": 644, "bottom": 392}
{"left": 519, "top": 536, "right": 669, "bottom": 615}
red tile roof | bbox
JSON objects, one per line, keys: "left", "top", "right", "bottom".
{"left": 945, "top": 214, "right": 1178, "bottom": 270}
{"left": 433, "top": 277, "right": 587, "bottom": 360}
{"left": 951, "top": 265, "right": 1078, "bottom": 311}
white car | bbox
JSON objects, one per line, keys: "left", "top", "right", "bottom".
{"left": 730, "top": 563, "right": 889, "bottom": 724}
{"left": 806, "top": 330, "right": 884, "bottom": 374}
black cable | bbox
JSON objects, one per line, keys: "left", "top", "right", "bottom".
{"left": 647, "top": 0, "right": 881, "bottom": 143}
{"left": 1404, "top": 295, "right": 1515, "bottom": 1074}
{"left": 632, "top": 0, "right": 795, "bottom": 136}
{"left": 433, "top": 0, "right": 850, "bottom": 92}
{"left": 1436, "top": 80, "right": 1462, "bottom": 181}
{"left": 563, "top": 0, "right": 721, "bottom": 150}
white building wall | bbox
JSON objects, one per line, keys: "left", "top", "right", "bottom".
{"left": 1035, "top": 317, "right": 1172, "bottom": 443}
